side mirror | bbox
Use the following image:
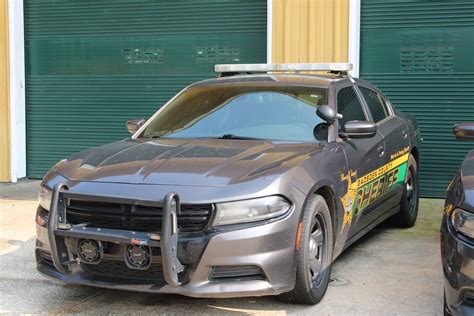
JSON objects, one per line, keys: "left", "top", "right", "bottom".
{"left": 316, "top": 105, "right": 342, "bottom": 123}
{"left": 126, "top": 118, "right": 146, "bottom": 134}
{"left": 453, "top": 123, "right": 474, "bottom": 140}
{"left": 342, "top": 120, "right": 377, "bottom": 139}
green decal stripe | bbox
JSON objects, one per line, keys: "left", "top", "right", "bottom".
{"left": 353, "top": 161, "right": 408, "bottom": 213}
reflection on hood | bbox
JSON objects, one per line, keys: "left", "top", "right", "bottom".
{"left": 58, "top": 138, "right": 321, "bottom": 186}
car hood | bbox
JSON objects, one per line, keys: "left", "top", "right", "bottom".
{"left": 56, "top": 138, "right": 321, "bottom": 186}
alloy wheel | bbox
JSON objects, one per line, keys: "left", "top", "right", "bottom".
{"left": 406, "top": 167, "right": 418, "bottom": 218}
{"left": 308, "top": 213, "right": 328, "bottom": 286}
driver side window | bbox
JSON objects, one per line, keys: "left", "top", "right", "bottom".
{"left": 337, "top": 86, "right": 366, "bottom": 128}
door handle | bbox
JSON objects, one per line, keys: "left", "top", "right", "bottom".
{"left": 402, "top": 130, "right": 408, "bottom": 140}
{"left": 377, "top": 146, "right": 385, "bottom": 157}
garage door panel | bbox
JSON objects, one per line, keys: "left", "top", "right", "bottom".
{"left": 25, "top": 0, "right": 266, "bottom": 37}
{"left": 361, "top": 0, "right": 474, "bottom": 197}
{"left": 361, "top": 28, "right": 474, "bottom": 74}
{"left": 26, "top": 75, "right": 208, "bottom": 177}
{"left": 25, "top": 0, "right": 267, "bottom": 178}
{"left": 26, "top": 33, "right": 266, "bottom": 76}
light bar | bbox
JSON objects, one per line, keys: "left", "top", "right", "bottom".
{"left": 215, "top": 63, "right": 353, "bottom": 73}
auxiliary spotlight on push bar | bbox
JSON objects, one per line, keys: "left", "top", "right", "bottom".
{"left": 214, "top": 63, "right": 353, "bottom": 75}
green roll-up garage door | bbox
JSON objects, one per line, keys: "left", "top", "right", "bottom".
{"left": 25, "top": 0, "right": 266, "bottom": 178}
{"left": 360, "top": 0, "right": 474, "bottom": 197}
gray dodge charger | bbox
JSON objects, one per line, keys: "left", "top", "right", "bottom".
{"left": 36, "top": 63, "right": 420, "bottom": 304}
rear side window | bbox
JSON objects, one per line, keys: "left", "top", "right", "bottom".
{"left": 359, "top": 87, "right": 388, "bottom": 123}
{"left": 337, "top": 86, "right": 366, "bottom": 127}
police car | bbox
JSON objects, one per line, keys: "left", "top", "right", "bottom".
{"left": 442, "top": 123, "right": 474, "bottom": 315}
{"left": 36, "top": 63, "right": 420, "bottom": 304}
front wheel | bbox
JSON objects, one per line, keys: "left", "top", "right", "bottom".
{"left": 393, "top": 154, "right": 419, "bottom": 227}
{"left": 444, "top": 290, "right": 452, "bottom": 316}
{"left": 279, "top": 195, "right": 333, "bottom": 305}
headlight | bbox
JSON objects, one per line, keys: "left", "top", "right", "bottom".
{"left": 450, "top": 208, "right": 474, "bottom": 239}
{"left": 213, "top": 196, "right": 291, "bottom": 226}
{"left": 38, "top": 187, "right": 52, "bottom": 211}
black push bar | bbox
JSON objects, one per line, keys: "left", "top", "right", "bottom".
{"left": 47, "top": 183, "right": 69, "bottom": 273}
{"left": 47, "top": 184, "right": 184, "bottom": 286}
{"left": 161, "top": 192, "right": 184, "bottom": 286}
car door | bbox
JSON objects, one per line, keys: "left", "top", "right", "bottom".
{"left": 336, "top": 84, "right": 388, "bottom": 238}
{"left": 357, "top": 84, "right": 410, "bottom": 216}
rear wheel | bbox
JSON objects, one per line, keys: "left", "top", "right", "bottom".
{"left": 279, "top": 195, "right": 333, "bottom": 305}
{"left": 393, "top": 154, "right": 419, "bottom": 227}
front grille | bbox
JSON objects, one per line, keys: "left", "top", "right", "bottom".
{"left": 209, "top": 265, "right": 265, "bottom": 282}
{"left": 66, "top": 200, "right": 212, "bottom": 233}
{"left": 82, "top": 259, "right": 167, "bottom": 283}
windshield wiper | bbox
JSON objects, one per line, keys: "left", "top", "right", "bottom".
{"left": 217, "top": 134, "right": 263, "bottom": 140}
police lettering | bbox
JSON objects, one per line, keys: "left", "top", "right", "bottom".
{"left": 354, "top": 167, "right": 400, "bottom": 213}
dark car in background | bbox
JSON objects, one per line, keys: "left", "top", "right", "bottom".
{"left": 35, "top": 63, "right": 420, "bottom": 304}
{"left": 442, "top": 123, "right": 474, "bottom": 315}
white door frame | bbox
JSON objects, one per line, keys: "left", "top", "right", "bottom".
{"left": 8, "top": 0, "right": 26, "bottom": 182}
{"left": 267, "top": 0, "right": 272, "bottom": 63}
{"left": 348, "top": 0, "right": 361, "bottom": 77}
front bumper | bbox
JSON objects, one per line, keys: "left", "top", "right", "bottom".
{"left": 441, "top": 214, "right": 474, "bottom": 315}
{"left": 35, "top": 185, "right": 299, "bottom": 298}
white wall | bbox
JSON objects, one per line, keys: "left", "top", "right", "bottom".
{"left": 8, "top": 0, "right": 26, "bottom": 182}
{"left": 348, "top": 0, "right": 361, "bottom": 78}
{"left": 266, "top": 0, "right": 272, "bottom": 63}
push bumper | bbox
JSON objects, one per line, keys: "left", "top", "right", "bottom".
{"left": 35, "top": 184, "right": 299, "bottom": 298}
{"left": 441, "top": 215, "right": 474, "bottom": 315}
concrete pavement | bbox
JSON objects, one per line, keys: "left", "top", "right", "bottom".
{"left": 0, "top": 180, "right": 444, "bottom": 315}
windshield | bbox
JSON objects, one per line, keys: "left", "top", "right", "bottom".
{"left": 140, "top": 83, "right": 328, "bottom": 142}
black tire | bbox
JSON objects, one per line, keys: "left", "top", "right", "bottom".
{"left": 393, "top": 154, "right": 419, "bottom": 227}
{"left": 444, "top": 290, "right": 452, "bottom": 316}
{"left": 279, "top": 195, "right": 334, "bottom": 305}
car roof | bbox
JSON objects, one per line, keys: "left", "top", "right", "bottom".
{"left": 190, "top": 73, "right": 345, "bottom": 89}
